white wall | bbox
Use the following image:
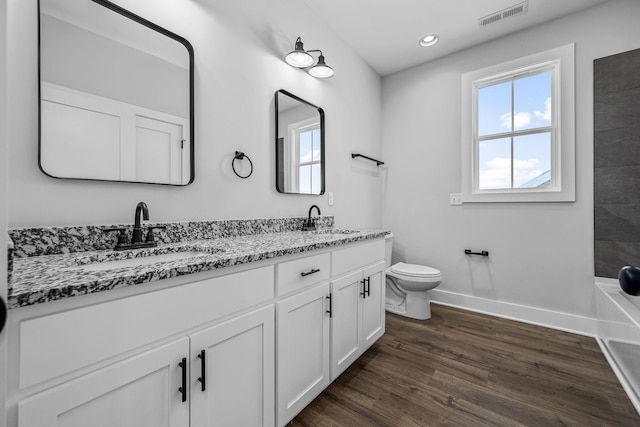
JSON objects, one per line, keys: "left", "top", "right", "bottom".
{"left": 40, "top": 14, "right": 188, "bottom": 117}
{"left": 6, "top": 0, "right": 383, "bottom": 228}
{"left": 381, "top": 0, "right": 640, "bottom": 330}
{"left": 1, "top": 0, "right": 8, "bottom": 423}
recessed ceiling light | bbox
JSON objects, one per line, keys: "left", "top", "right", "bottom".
{"left": 419, "top": 34, "right": 439, "bottom": 47}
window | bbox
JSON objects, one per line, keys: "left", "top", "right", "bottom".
{"left": 294, "top": 124, "right": 321, "bottom": 194}
{"left": 461, "top": 44, "right": 575, "bottom": 203}
{"left": 284, "top": 116, "right": 321, "bottom": 194}
{"left": 477, "top": 67, "right": 554, "bottom": 190}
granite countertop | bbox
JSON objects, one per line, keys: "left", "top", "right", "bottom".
{"left": 9, "top": 229, "right": 388, "bottom": 309}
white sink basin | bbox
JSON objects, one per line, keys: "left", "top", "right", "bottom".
{"left": 78, "top": 251, "right": 210, "bottom": 271}
{"left": 309, "top": 229, "right": 360, "bottom": 236}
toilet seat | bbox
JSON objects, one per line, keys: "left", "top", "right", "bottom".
{"left": 389, "top": 262, "right": 441, "bottom": 279}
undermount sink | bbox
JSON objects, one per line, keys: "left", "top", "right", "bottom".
{"left": 309, "top": 229, "right": 360, "bottom": 236}
{"left": 77, "top": 250, "right": 213, "bottom": 272}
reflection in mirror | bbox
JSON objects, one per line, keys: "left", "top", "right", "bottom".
{"left": 275, "top": 90, "right": 325, "bottom": 195}
{"left": 38, "top": 0, "right": 194, "bottom": 185}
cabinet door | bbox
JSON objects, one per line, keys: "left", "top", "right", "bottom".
{"left": 277, "top": 283, "right": 330, "bottom": 426}
{"left": 18, "top": 337, "right": 189, "bottom": 427}
{"left": 190, "top": 305, "right": 275, "bottom": 427}
{"left": 362, "top": 261, "right": 386, "bottom": 349}
{"left": 330, "top": 270, "right": 363, "bottom": 380}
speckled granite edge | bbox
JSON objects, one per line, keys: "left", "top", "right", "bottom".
{"left": 8, "top": 216, "right": 334, "bottom": 258}
{"left": 9, "top": 229, "right": 388, "bottom": 309}
{"left": 7, "top": 234, "right": 13, "bottom": 293}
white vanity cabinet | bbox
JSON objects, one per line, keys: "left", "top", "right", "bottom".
{"left": 276, "top": 283, "right": 331, "bottom": 426}
{"left": 330, "top": 261, "right": 385, "bottom": 379}
{"left": 19, "top": 306, "right": 276, "bottom": 427}
{"left": 12, "top": 266, "right": 275, "bottom": 427}
{"left": 190, "top": 305, "right": 275, "bottom": 427}
{"left": 275, "top": 239, "right": 386, "bottom": 426}
{"left": 360, "top": 262, "right": 386, "bottom": 349}
{"left": 275, "top": 253, "right": 332, "bottom": 427}
{"left": 10, "top": 235, "right": 386, "bottom": 427}
{"left": 18, "top": 337, "right": 190, "bottom": 427}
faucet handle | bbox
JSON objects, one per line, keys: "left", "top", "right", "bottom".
{"left": 145, "top": 225, "right": 166, "bottom": 243}
{"left": 103, "top": 227, "right": 129, "bottom": 248}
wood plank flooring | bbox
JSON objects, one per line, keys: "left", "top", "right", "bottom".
{"left": 290, "top": 304, "right": 640, "bottom": 427}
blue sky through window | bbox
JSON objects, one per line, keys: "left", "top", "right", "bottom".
{"left": 477, "top": 71, "right": 551, "bottom": 189}
{"left": 298, "top": 126, "right": 321, "bottom": 193}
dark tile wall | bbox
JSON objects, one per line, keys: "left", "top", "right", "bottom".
{"left": 594, "top": 48, "right": 640, "bottom": 278}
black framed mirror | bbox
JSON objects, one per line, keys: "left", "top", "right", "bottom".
{"left": 38, "top": 0, "right": 195, "bottom": 185}
{"left": 275, "top": 90, "right": 325, "bottom": 195}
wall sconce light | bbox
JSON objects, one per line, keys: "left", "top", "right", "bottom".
{"left": 285, "top": 37, "right": 334, "bottom": 79}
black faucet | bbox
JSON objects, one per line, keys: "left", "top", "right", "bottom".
{"left": 132, "top": 202, "right": 149, "bottom": 244}
{"left": 303, "top": 205, "right": 321, "bottom": 231}
{"left": 103, "top": 201, "right": 165, "bottom": 250}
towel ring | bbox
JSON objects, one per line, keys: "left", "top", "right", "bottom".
{"left": 232, "top": 151, "right": 253, "bottom": 179}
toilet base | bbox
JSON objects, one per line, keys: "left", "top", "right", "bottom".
{"left": 385, "top": 292, "right": 432, "bottom": 320}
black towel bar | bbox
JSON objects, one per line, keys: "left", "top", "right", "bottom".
{"left": 465, "top": 249, "right": 489, "bottom": 257}
{"left": 351, "top": 153, "right": 384, "bottom": 166}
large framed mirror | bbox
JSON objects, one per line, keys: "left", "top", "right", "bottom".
{"left": 38, "top": 0, "right": 195, "bottom": 185}
{"left": 275, "top": 90, "right": 325, "bottom": 195}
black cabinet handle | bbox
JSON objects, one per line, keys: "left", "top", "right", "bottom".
{"left": 301, "top": 268, "right": 320, "bottom": 277}
{"left": 365, "top": 277, "right": 371, "bottom": 297}
{"left": 178, "top": 358, "right": 187, "bottom": 402}
{"left": 326, "top": 294, "right": 332, "bottom": 317}
{"left": 360, "top": 279, "right": 367, "bottom": 298}
{"left": 0, "top": 296, "right": 6, "bottom": 334}
{"left": 197, "top": 350, "right": 206, "bottom": 392}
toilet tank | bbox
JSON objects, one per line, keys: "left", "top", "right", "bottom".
{"left": 384, "top": 233, "right": 394, "bottom": 267}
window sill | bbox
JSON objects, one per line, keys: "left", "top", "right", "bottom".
{"left": 462, "top": 188, "right": 575, "bottom": 203}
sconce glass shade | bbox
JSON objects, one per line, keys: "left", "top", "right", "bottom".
{"left": 285, "top": 38, "right": 314, "bottom": 68}
{"left": 308, "top": 54, "right": 334, "bottom": 78}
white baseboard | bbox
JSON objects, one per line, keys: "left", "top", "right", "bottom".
{"left": 429, "top": 289, "right": 597, "bottom": 337}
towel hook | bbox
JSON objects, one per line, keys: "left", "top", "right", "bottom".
{"left": 232, "top": 151, "right": 253, "bottom": 179}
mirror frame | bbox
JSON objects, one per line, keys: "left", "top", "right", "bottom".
{"left": 37, "top": 0, "right": 195, "bottom": 185}
{"left": 275, "top": 89, "right": 325, "bottom": 195}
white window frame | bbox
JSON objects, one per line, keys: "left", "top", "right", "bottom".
{"left": 461, "top": 44, "right": 575, "bottom": 203}
{"left": 287, "top": 117, "right": 321, "bottom": 193}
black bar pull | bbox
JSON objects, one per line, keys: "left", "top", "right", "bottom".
{"left": 0, "top": 296, "right": 6, "bottom": 334}
{"left": 351, "top": 153, "right": 384, "bottom": 166}
{"left": 360, "top": 279, "right": 367, "bottom": 298}
{"left": 465, "top": 249, "right": 489, "bottom": 257}
{"left": 326, "top": 294, "right": 332, "bottom": 317}
{"left": 178, "top": 358, "right": 187, "bottom": 402}
{"left": 365, "top": 277, "right": 371, "bottom": 297}
{"left": 301, "top": 268, "right": 320, "bottom": 277}
{"left": 197, "top": 350, "right": 206, "bottom": 392}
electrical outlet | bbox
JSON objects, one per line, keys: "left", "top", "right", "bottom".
{"left": 450, "top": 193, "right": 463, "bottom": 205}
{"left": 328, "top": 192, "right": 334, "bottom": 206}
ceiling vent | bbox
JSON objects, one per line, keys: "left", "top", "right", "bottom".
{"left": 478, "top": 1, "right": 529, "bottom": 28}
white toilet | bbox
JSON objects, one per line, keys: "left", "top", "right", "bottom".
{"left": 384, "top": 233, "right": 442, "bottom": 320}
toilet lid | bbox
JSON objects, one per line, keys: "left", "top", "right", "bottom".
{"left": 391, "top": 262, "right": 441, "bottom": 278}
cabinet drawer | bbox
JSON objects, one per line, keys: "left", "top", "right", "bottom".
{"left": 331, "top": 239, "right": 385, "bottom": 277}
{"left": 276, "top": 253, "right": 330, "bottom": 296}
{"left": 19, "top": 266, "right": 274, "bottom": 390}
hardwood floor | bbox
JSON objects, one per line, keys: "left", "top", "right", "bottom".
{"left": 290, "top": 304, "right": 640, "bottom": 427}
